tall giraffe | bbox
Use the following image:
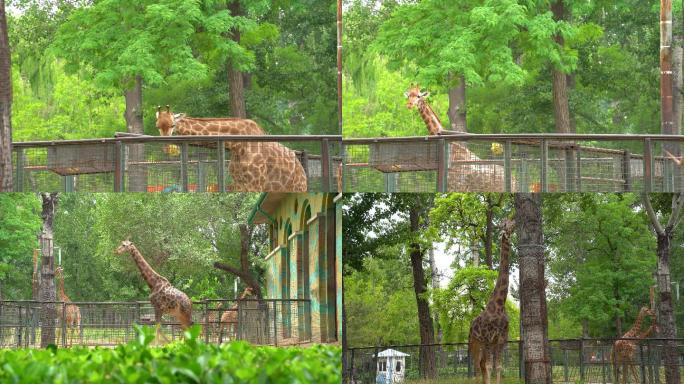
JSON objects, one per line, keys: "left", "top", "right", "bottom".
{"left": 612, "top": 306, "right": 657, "bottom": 384}
{"left": 54, "top": 266, "right": 81, "bottom": 347}
{"left": 114, "top": 240, "right": 193, "bottom": 343}
{"left": 468, "top": 218, "right": 515, "bottom": 384}
{"left": 405, "top": 85, "right": 508, "bottom": 192}
{"left": 155, "top": 106, "right": 307, "bottom": 192}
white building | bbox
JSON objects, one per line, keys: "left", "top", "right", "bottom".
{"left": 375, "top": 349, "right": 409, "bottom": 383}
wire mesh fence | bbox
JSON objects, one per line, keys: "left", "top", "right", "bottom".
{"left": 12, "top": 135, "right": 342, "bottom": 193}
{"left": 342, "top": 134, "right": 684, "bottom": 193}
{"left": 0, "top": 299, "right": 313, "bottom": 348}
{"left": 344, "top": 339, "right": 684, "bottom": 384}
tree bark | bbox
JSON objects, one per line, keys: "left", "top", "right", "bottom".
{"left": 515, "top": 194, "right": 551, "bottom": 384}
{"left": 39, "top": 192, "right": 58, "bottom": 348}
{"left": 484, "top": 197, "right": 494, "bottom": 268}
{"left": 0, "top": 0, "right": 13, "bottom": 191}
{"left": 213, "top": 224, "right": 262, "bottom": 299}
{"left": 123, "top": 75, "right": 147, "bottom": 192}
{"left": 551, "top": 1, "right": 573, "bottom": 133}
{"left": 447, "top": 74, "right": 467, "bottom": 132}
{"left": 227, "top": 0, "right": 247, "bottom": 118}
{"left": 661, "top": 0, "right": 675, "bottom": 137}
{"left": 409, "top": 204, "right": 436, "bottom": 379}
{"left": 656, "top": 231, "right": 680, "bottom": 384}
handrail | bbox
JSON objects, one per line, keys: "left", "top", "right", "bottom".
{"left": 343, "top": 133, "right": 684, "bottom": 144}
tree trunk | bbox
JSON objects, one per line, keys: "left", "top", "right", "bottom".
{"left": 428, "top": 246, "right": 444, "bottom": 367}
{"left": 447, "top": 74, "right": 467, "bottom": 132}
{"left": 0, "top": 0, "right": 12, "bottom": 192}
{"left": 551, "top": 1, "right": 572, "bottom": 133}
{"left": 39, "top": 193, "right": 58, "bottom": 348}
{"left": 656, "top": 231, "right": 680, "bottom": 384}
{"left": 661, "top": 0, "right": 674, "bottom": 137}
{"left": 515, "top": 194, "right": 551, "bottom": 384}
{"left": 409, "top": 204, "right": 436, "bottom": 379}
{"left": 227, "top": 0, "right": 247, "bottom": 118}
{"left": 213, "top": 224, "right": 262, "bottom": 299}
{"left": 123, "top": 75, "right": 147, "bottom": 192}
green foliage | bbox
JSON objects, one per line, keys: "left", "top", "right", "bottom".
{"left": 0, "top": 325, "right": 341, "bottom": 383}
{"left": 0, "top": 194, "right": 41, "bottom": 299}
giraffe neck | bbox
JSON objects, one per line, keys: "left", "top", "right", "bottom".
{"left": 57, "top": 273, "right": 70, "bottom": 302}
{"left": 175, "top": 117, "right": 265, "bottom": 136}
{"left": 624, "top": 310, "right": 647, "bottom": 338}
{"left": 487, "top": 230, "right": 511, "bottom": 312}
{"left": 417, "top": 99, "right": 443, "bottom": 135}
{"left": 127, "top": 245, "right": 167, "bottom": 290}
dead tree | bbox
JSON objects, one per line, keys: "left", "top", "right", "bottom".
{"left": 39, "top": 192, "right": 58, "bottom": 348}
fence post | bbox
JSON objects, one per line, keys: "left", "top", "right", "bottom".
{"left": 576, "top": 147, "right": 582, "bottom": 192}
{"left": 541, "top": 139, "right": 548, "bottom": 192}
{"left": 198, "top": 155, "right": 206, "bottom": 193}
{"left": 623, "top": 150, "right": 632, "bottom": 192}
{"left": 340, "top": 144, "right": 347, "bottom": 192}
{"left": 520, "top": 152, "right": 529, "bottom": 192}
{"left": 273, "top": 301, "right": 278, "bottom": 347}
{"left": 217, "top": 140, "right": 226, "bottom": 192}
{"left": 14, "top": 148, "right": 23, "bottom": 192}
{"left": 61, "top": 302, "right": 67, "bottom": 347}
{"left": 114, "top": 141, "right": 125, "bottom": 192}
{"left": 579, "top": 338, "right": 586, "bottom": 382}
{"left": 519, "top": 339, "right": 524, "bottom": 379}
{"left": 64, "top": 176, "right": 75, "bottom": 193}
{"left": 437, "top": 138, "right": 447, "bottom": 192}
{"left": 564, "top": 147, "right": 574, "bottom": 192}
{"left": 180, "top": 142, "right": 189, "bottom": 192}
{"left": 321, "top": 139, "right": 331, "bottom": 192}
{"left": 504, "top": 140, "right": 512, "bottom": 192}
{"left": 204, "top": 301, "right": 209, "bottom": 344}
{"left": 300, "top": 151, "right": 309, "bottom": 181}
{"left": 644, "top": 138, "right": 653, "bottom": 193}
{"left": 349, "top": 348, "right": 355, "bottom": 382}
{"left": 564, "top": 349, "right": 569, "bottom": 383}
{"left": 640, "top": 344, "right": 646, "bottom": 384}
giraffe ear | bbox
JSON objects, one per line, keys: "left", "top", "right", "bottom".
{"left": 404, "top": 91, "right": 409, "bottom": 98}
{"left": 420, "top": 91, "right": 430, "bottom": 98}
{"left": 157, "top": 105, "right": 161, "bottom": 112}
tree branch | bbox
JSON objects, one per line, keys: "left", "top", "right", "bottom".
{"left": 667, "top": 192, "right": 684, "bottom": 230}
{"left": 642, "top": 193, "right": 665, "bottom": 235}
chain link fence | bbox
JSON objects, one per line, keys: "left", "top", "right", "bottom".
{"left": 12, "top": 135, "right": 342, "bottom": 193}
{"left": 342, "top": 134, "right": 684, "bottom": 193}
{"left": 0, "top": 299, "right": 312, "bottom": 348}
{"left": 344, "top": 339, "right": 684, "bottom": 384}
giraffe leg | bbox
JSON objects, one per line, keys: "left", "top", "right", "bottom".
{"left": 494, "top": 345, "right": 503, "bottom": 384}
{"left": 628, "top": 361, "right": 639, "bottom": 384}
{"left": 154, "top": 310, "right": 170, "bottom": 345}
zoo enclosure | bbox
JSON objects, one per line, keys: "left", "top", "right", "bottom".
{"left": 11, "top": 135, "right": 342, "bottom": 193}
{"left": 343, "top": 134, "right": 684, "bottom": 193}
{"left": 345, "top": 339, "right": 684, "bottom": 384}
{"left": 0, "top": 299, "right": 313, "bottom": 348}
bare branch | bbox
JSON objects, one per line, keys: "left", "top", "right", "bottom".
{"left": 669, "top": 193, "right": 684, "bottom": 230}
{"left": 642, "top": 193, "right": 665, "bottom": 235}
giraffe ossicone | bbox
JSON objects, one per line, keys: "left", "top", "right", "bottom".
{"left": 155, "top": 106, "right": 307, "bottom": 192}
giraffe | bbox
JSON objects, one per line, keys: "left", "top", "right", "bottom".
{"left": 54, "top": 266, "right": 81, "bottom": 347}
{"left": 405, "top": 85, "right": 508, "bottom": 192}
{"left": 155, "top": 106, "right": 308, "bottom": 192}
{"left": 468, "top": 218, "right": 515, "bottom": 384}
{"left": 611, "top": 306, "right": 657, "bottom": 384}
{"left": 218, "top": 286, "right": 256, "bottom": 342}
{"left": 114, "top": 240, "right": 193, "bottom": 343}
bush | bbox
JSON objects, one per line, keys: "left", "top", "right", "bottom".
{"left": 0, "top": 326, "right": 341, "bottom": 383}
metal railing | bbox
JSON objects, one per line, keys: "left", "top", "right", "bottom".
{"left": 344, "top": 339, "right": 684, "bottom": 384}
{"left": 11, "top": 135, "right": 341, "bottom": 193}
{"left": 342, "top": 134, "right": 684, "bottom": 193}
{"left": 0, "top": 299, "right": 313, "bottom": 348}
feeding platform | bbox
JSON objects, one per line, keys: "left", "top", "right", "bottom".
{"left": 12, "top": 134, "right": 342, "bottom": 193}
{"left": 342, "top": 133, "right": 684, "bottom": 193}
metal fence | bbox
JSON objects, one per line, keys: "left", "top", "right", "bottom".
{"left": 0, "top": 299, "right": 312, "bottom": 348}
{"left": 344, "top": 339, "right": 684, "bottom": 384}
{"left": 11, "top": 135, "right": 342, "bottom": 193}
{"left": 342, "top": 134, "right": 684, "bottom": 193}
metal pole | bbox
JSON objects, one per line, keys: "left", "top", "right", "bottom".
{"left": 504, "top": 140, "right": 512, "bottom": 192}
{"left": 437, "top": 138, "right": 447, "bottom": 192}
{"left": 623, "top": 150, "right": 632, "bottom": 192}
{"left": 579, "top": 338, "right": 585, "bottom": 382}
{"left": 217, "top": 140, "right": 226, "bottom": 192}
{"left": 14, "top": 148, "right": 23, "bottom": 192}
{"left": 114, "top": 141, "right": 125, "bottom": 192}
{"left": 564, "top": 147, "right": 574, "bottom": 192}
{"left": 180, "top": 142, "right": 189, "bottom": 192}
{"left": 644, "top": 138, "right": 653, "bottom": 193}
{"left": 204, "top": 301, "right": 209, "bottom": 343}
{"left": 321, "top": 139, "right": 331, "bottom": 192}
{"left": 541, "top": 139, "right": 548, "bottom": 192}
{"left": 576, "top": 148, "right": 582, "bottom": 192}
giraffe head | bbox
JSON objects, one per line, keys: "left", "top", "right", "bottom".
{"left": 405, "top": 84, "right": 429, "bottom": 110}
{"left": 155, "top": 105, "right": 185, "bottom": 136}
{"left": 638, "top": 306, "right": 656, "bottom": 319}
{"left": 115, "top": 239, "right": 134, "bottom": 255}
{"left": 55, "top": 266, "right": 64, "bottom": 278}
{"left": 240, "top": 286, "right": 255, "bottom": 299}
{"left": 501, "top": 218, "right": 515, "bottom": 235}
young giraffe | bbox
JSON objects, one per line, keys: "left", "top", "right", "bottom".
{"left": 405, "top": 85, "right": 508, "bottom": 192}
{"left": 155, "top": 106, "right": 307, "bottom": 192}
{"left": 218, "top": 286, "right": 256, "bottom": 342}
{"left": 54, "top": 266, "right": 81, "bottom": 347}
{"left": 114, "top": 240, "right": 193, "bottom": 343}
{"left": 468, "top": 218, "right": 515, "bottom": 384}
{"left": 612, "top": 306, "right": 657, "bottom": 384}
